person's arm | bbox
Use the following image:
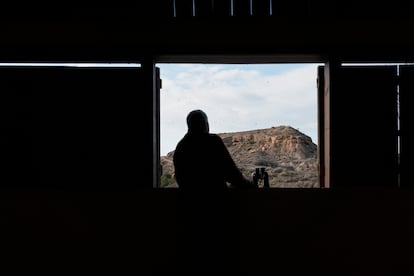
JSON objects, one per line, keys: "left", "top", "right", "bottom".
{"left": 216, "top": 136, "right": 257, "bottom": 188}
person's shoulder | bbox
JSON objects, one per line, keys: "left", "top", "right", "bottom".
{"left": 208, "top": 133, "right": 220, "bottom": 138}
{"left": 208, "top": 133, "right": 223, "bottom": 141}
{"left": 207, "top": 133, "right": 228, "bottom": 148}
{"left": 174, "top": 135, "right": 188, "bottom": 151}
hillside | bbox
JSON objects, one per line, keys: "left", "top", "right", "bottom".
{"left": 160, "top": 126, "right": 319, "bottom": 188}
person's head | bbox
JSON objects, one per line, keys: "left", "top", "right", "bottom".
{"left": 186, "top": 109, "right": 209, "bottom": 134}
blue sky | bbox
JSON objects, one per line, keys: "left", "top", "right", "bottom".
{"left": 158, "top": 63, "right": 322, "bottom": 156}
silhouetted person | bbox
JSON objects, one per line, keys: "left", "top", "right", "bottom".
{"left": 173, "top": 109, "right": 256, "bottom": 190}
{"left": 173, "top": 109, "right": 257, "bottom": 275}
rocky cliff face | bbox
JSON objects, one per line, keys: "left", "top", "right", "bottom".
{"left": 161, "top": 125, "right": 319, "bottom": 188}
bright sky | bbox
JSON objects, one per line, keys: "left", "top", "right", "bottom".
{"left": 158, "top": 63, "right": 322, "bottom": 156}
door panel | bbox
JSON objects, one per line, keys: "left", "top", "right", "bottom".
{"left": 0, "top": 66, "right": 159, "bottom": 189}
{"left": 322, "top": 65, "right": 399, "bottom": 187}
{"left": 398, "top": 65, "right": 414, "bottom": 187}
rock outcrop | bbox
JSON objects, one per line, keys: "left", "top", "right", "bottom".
{"left": 161, "top": 125, "right": 318, "bottom": 188}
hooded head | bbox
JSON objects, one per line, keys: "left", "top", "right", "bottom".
{"left": 186, "top": 109, "right": 209, "bottom": 134}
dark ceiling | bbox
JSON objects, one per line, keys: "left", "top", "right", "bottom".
{"left": 1, "top": 1, "right": 413, "bottom": 63}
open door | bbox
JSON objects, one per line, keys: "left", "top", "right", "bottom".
{"left": 399, "top": 65, "right": 414, "bottom": 188}
{"left": 0, "top": 65, "right": 161, "bottom": 189}
{"left": 319, "top": 64, "right": 399, "bottom": 188}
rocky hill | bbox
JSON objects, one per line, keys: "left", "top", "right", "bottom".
{"left": 160, "top": 126, "right": 319, "bottom": 188}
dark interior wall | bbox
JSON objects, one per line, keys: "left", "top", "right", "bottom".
{"left": 1, "top": 188, "right": 413, "bottom": 275}
{"left": 237, "top": 188, "right": 414, "bottom": 275}
{"left": 1, "top": 3, "right": 414, "bottom": 62}
{"left": 1, "top": 2, "right": 414, "bottom": 275}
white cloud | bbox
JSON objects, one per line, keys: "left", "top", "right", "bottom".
{"left": 159, "top": 63, "right": 321, "bottom": 155}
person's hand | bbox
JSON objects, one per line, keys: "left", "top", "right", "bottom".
{"left": 242, "top": 178, "right": 258, "bottom": 188}
{"left": 250, "top": 180, "right": 259, "bottom": 188}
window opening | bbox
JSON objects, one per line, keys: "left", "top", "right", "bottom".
{"left": 158, "top": 63, "right": 322, "bottom": 188}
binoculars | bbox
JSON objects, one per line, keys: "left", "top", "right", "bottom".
{"left": 252, "top": 167, "right": 269, "bottom": 188}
